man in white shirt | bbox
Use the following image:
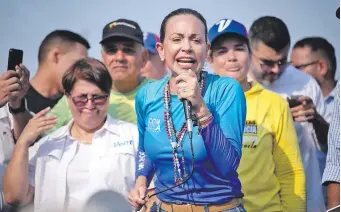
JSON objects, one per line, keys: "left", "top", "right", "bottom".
{"left": 0, "top": 65, "right": 31, "bottom": 210}
{"left": 248, "top": 16, "right": 328, "bottom": 212}
{"left": 291, "top": 37, "right": 338, "bottom": 123}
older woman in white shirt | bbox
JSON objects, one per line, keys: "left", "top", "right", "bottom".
{"left": 3, "top": 57, "right": 138, "bottom": 212}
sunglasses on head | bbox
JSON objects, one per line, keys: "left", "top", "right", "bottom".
{"left": 68, "top": 93, "right": 109, "bottom": 108}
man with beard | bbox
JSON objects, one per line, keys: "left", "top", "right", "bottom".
{"left": 248, "top": 16, "right": 328, "bottom": 212}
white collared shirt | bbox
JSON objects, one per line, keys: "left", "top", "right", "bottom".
{"left": 0, "top": 105, "right": 14, "bottom": 190}
{"left": 28, "top": 115, "right": 138, "bottom": 212}
{"left": 65, "top": 142, "right": 92, "bottom": 212}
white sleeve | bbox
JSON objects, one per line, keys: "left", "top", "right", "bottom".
{"left": 4, "top": 105, "right": 14, "bottom": 130}
{"left": 131, "top": 124, "right": 139, "bottom": 154}
{"left": 28, "top": 151, "right": 37, "bottom": 187}
{"left": 28, "top": 136, "right": 48, "bottom": 187}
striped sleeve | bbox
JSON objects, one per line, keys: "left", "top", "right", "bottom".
{"left": 322, "top": 83, "right": 340, "bottom": 184}
{"left": 200, "top": 78, "right": 246, "bottom": 177}
{"left": 201, "top": 120, "right": 241, "bottom": 175}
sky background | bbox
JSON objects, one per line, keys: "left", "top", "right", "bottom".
{"left": 1, "top": 0, "right": 340, "bottom": 79}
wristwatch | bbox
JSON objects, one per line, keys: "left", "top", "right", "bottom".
{"left": 8, "top": 98, "right": 26, "bottom": 114}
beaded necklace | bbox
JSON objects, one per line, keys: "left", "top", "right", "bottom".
{"left": 163, "top": 71, "right": 206, "bottom": 185}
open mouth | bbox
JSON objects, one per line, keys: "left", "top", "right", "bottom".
{"left": 176, "top": 57, "right": 197, "bottom": 69}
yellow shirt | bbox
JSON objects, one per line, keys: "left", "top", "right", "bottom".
{"left": 238, "top": 82, "right": 306, "bottom": 212}
{"left": 108, "top": 79, "right": 150, "bottom": 124}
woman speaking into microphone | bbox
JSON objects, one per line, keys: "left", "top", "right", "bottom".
{"left": 128, "top": 8, "right": 247, "bottom": 212}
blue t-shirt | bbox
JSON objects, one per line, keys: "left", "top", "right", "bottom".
{"left": 135, "top": 72, "right": 246, "bottom": 204}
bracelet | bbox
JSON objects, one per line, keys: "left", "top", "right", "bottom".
{"left": 199, "top": 113, "right": 213, "bottom": 127}
{"left": 197, "top": 113, "right": 213, "bottom": 134}
{"left": 195, "top": 113, "right": 207, "bottom": 121}
{"left": 192, "top": 111, "right": 210, "bottom": 125}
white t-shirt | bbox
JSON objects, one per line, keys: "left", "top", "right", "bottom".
{"left": 0, "top": 105, "right": 14, "bottom": 190}
{"left": 65, "top": 143, "right": 93, "bottom": 212}
{"left": 257, "top": 65, "right": 326, "bottom": 212}
{"left": 28, "top": 116, "right": 138, "bottom": 212}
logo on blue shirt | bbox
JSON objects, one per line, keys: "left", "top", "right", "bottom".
{"left": 147, "top": 117, "right": 161, "bottom": 132}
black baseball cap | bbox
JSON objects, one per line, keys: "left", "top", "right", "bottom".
{"left": 100, "top": 19, "right": 144, "bottom": 44}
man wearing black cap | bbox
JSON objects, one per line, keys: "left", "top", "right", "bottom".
{"left": 100, "top": 19, "right": 149, "bottom": 124}
{"left": 46, "top": 19, "right": 148, "bottom": 133}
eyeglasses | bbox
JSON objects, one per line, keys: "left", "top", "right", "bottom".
{"left": 253, "top": 53, "right": 288, "bottom": 68}
{"left": 68, "top": 93, "right": 109, "bottom": 108}
{"left": 293, "top": 60, "right": 319, "bottom": 70}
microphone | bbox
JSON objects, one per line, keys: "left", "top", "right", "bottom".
{"left": 182, "top": 99, "right": 193, "bottom": 139}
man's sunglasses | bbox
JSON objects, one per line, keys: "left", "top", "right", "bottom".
{"left": 68, "top": 93, "right": 109, "bottom": 108}
{"left": 253, "top": 53, "right": 288, "bottom": 68}
{"left": 293, "top": 60, "right": 319, "bottom": 70}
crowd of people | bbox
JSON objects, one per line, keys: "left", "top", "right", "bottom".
{"left": 0, "top": 7, "right": 339, "bottom": 212}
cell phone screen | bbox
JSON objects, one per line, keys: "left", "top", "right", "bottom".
{"left": 7, "top": 48, "right": 23, "bottom": 71}
{"left": 287, "top": 96, "right": 302, "bottom": 108}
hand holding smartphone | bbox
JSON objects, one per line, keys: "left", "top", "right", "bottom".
{"left": 5, "top": 48, "right": 29, "bottom": 105}
{"left": 7, "top": 48, "right": 23, "bottom": 72}
{"left": 287, "top": 95, "right": 302, "bottom": 108}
